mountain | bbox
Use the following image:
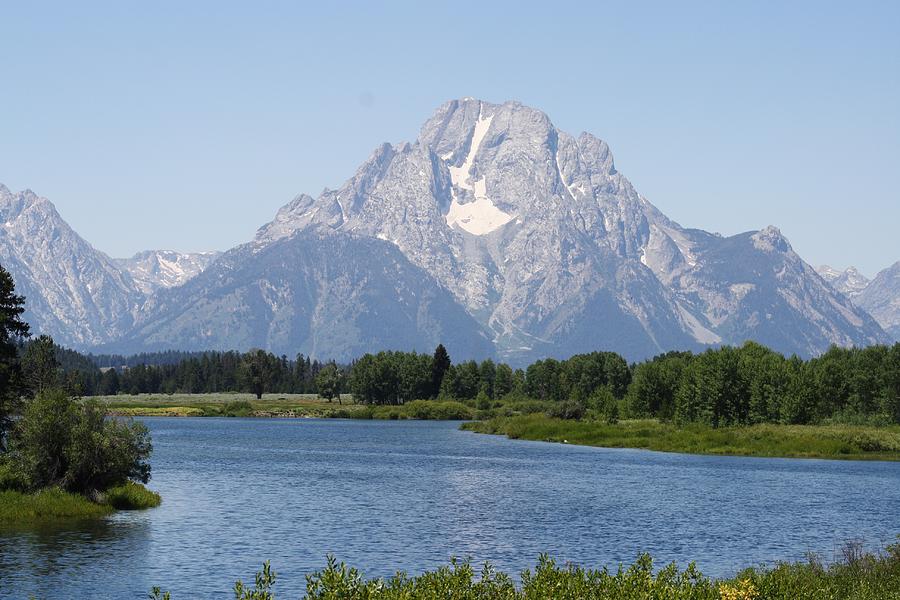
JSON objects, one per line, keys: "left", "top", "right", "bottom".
{"left": 857, "top": 262, "right": 900, "bottom": 341}
{"left": 0, "top": 185, "right": 142, "bottom": 347}
{"left": 3, "top": 99, "right": 891, "bottom": 361}
{"left": 115, "top": 250, "right": 221, "bottom": 295}
{"left": 108, "top": 228, "right": 494, "bottom": 361}
{"left": 129, "top": 98, "right": 888, "bottom": 362}
{"left": 816, "top": 265, "right": 870, "bottom": 298}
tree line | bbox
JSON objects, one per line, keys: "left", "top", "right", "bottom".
{"left": 18, "top": 340, "right": 347, "bottom": 399}
{"left": 5, "top": 263, "right": 900, "bottom": 427}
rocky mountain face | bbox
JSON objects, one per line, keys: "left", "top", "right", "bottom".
{"left": 115, "top": 250, "right": 220, "bottom": 295}
{"left": 0, "top": 185, "right": 217, "bottom": 348}
{"left": 0, "top": 185, "right": 142, "bottom": 347}
{"left": 816, "top": 265, "right": 870, "bottom": 298}
{"left": 3, "top": 99, "right": 892, "bottom": 361}
{"left": 250, "top": 98, "right": 888, "bottom": 362}
{"left": 112, "top": 229, "right": 494, "bottom": 361}
{"left": 857, "top": 262, "right": 900, "bottom": 341}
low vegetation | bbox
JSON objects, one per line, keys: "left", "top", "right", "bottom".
{"left": 0, "top": 268, "right": 161, "bottom": 523}
{"left": 463, "top": 416, "right": 900, "bottom": 460}
{"left": 0, "top": 388, "right": 160, "bottom": 522}
{"left": 0, "top": 488, "right": 113, "bottom": 521}
{"left": 104, "top": 481, "right": 162, "bottom": 510}
{"left": 0, "top": 482, "right": 159, "bottom": 521}
{"left": 151, "top": 543, "right": 900, "bottom": 599}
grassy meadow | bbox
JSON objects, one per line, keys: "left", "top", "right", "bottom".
{"left": 462, "top": 415, "right": 900, "bottom": 461}
{"left": 97, "top": 392, "right": 357, "bottom": 417}
{"left": 96, "top": 393, "right": 476, "bottom": 420}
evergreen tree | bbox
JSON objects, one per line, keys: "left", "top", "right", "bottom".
{"left": 430, "top": 344, "right": 451, "bottom": 399}
{"left": 22, "top": 335, "right": 60, "bottom": 395}
{"left": 0, "top": 264, "right": 30, "bottom": 449}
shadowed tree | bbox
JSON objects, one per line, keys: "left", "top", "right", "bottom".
{"left": 430, "top": 344, "right": 451, "bottom": 399}
{"left": 22, "top": 335, "right": 59, "bottom": 396}
{"left": 315, "top": 363, "right": 343, "bottom": 404}
{"left": 239, "top": 349, "right": 271, "bottom": 400}
{"left": 0, "top": 264, "right": 30, "bottom": 449}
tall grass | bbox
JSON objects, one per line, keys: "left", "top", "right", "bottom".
{"left": 104, "top": 482, "right": 162, "bottom": 510}
{"left": 152, "top": 544, "right": 900, "bottom": 599}
{"left": 463, "top": 415, "right": 900, "bottom": 460}
{"left": 0, "top": 488, "right": 113, "bottom": 521}
{"left": 0, "top": 483, "right": 161, "bottom": 521}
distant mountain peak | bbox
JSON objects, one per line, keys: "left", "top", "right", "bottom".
{"left": 115, "top": 250, "right": 221, "bottom": 295}
{"left": 857, "top": 262, "right": 900, "bottom": 341}
{"left": 223, "top": 98, "right": 890, "bottom": 361}
{"left": 2, "top": 100, "right": 893, "bottom": 360}
{"left": 816, "top": 264, "right": 870, "bottom": 299}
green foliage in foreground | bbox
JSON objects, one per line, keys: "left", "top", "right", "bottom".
{"left": 151, "top": 544, "right": 900, "bottom": 600}
{"left": 0, "top": 482, "right": 160, "bottom": 521}
{"left": 462, "top": 415, "right": 900, "bottom": 460}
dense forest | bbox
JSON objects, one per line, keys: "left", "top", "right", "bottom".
{"left": 24, "top": 340, "right": 337, "bottom": 398}
{"left": 20, "top": 335, "right": 900, "bottom": 427}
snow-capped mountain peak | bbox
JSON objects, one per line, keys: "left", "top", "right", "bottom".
{"left": 115, "top": 250, "right": 221, "bottom": 295}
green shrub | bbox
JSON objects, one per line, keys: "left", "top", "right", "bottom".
{"left": 547, "top": 399, "right": 586, "bottom": 420}
{"left": 403, "top": 400, "right": 474, "bottom": 420}
{"left": 152, "top": 545, "right": 900, "bottom": 599}
{"left": 222, "top": 400, "right": 254, "bottom": 417}
{"left": 0, "top": 458, "right": 26, "bottom": 491}
{"left": 104, "top": 482, "right": 161, "bottom": 510}
{"left": 7, "top": 389, "right": 152, "bottom": 494}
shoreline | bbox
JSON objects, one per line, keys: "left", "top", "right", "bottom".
{"left": 0, "top": 483, "right": 161, "bottom": 523}
{"left": 462, "top": 415, "right": 900, "bottom": 462}
{"left": 94, "top": 394, "right": 900, "bottom": 462}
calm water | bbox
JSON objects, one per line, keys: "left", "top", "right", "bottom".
{"left": 2, "top": 418, "right": 899, "bottom": 599}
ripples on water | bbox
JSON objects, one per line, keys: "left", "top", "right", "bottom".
{"left": 2, "top": 418, "right": 899, "bottom": 599}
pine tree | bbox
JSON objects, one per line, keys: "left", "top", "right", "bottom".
{"left": 0, "top": 264, "right": 30, "bottom": 449}
{"left": 430, "top": 344, "right": 451, "bottom": 399}
{"left": 22, "top": 335, "right": 60, "bottom": 395}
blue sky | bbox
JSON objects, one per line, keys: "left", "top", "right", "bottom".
{"left": 1, "top": 1, "right": 898, "bottom": 275}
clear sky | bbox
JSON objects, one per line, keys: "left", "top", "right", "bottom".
{"left": 1, "top": 1, "right": 898, "bottom": 276}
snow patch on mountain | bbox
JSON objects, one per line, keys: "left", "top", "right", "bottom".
{"left": 444, "top": 104, "right": 514, "bottom": 235}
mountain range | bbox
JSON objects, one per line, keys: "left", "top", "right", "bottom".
{"left": 818, "top": 264, "right": 900, "bottom": 341}
{"left": 1, "top": 98, "right": 896, "bottom": 363}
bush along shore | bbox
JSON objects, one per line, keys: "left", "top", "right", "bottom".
{"left": 151, "top": 543, "right": 900, "bottom": 600}
{"left": 0, "top": 389, "right": 160, "bottom": 522}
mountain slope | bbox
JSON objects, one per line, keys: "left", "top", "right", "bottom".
{"left": 4, "top": 99, "right": 890, "bottom": 361}
{"left": 249, "top": 98, "right": 887, "bottom": 361}
{"left": 816, "top": 265, "right": 870, "bottom": 298}
{"left": 0, "top": 185, "right": 142, "bottom": 347}
{"left": 106, "top": 228, "right": 494, "bottom": 361}
{"left": 115, "top": 250, "right": 220, "bottom": 295}
{"left": 857, "top": 262, "right": 900, "bottom": 341}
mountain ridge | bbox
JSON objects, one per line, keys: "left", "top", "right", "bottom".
{"left": 1, "top": 98, "right": 894, "bottom": 360}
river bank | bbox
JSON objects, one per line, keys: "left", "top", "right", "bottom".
{"left": 462, "top": 415, "right": 900, "bottom": 461}
{"left": 96, "top": 394, "right": 900, "bottom": 461}
{"left": 97, "top": 393, "right": 475, "bottom": 420}
{"left": 0, "top": 483, "right": 161, "bottom": 522}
